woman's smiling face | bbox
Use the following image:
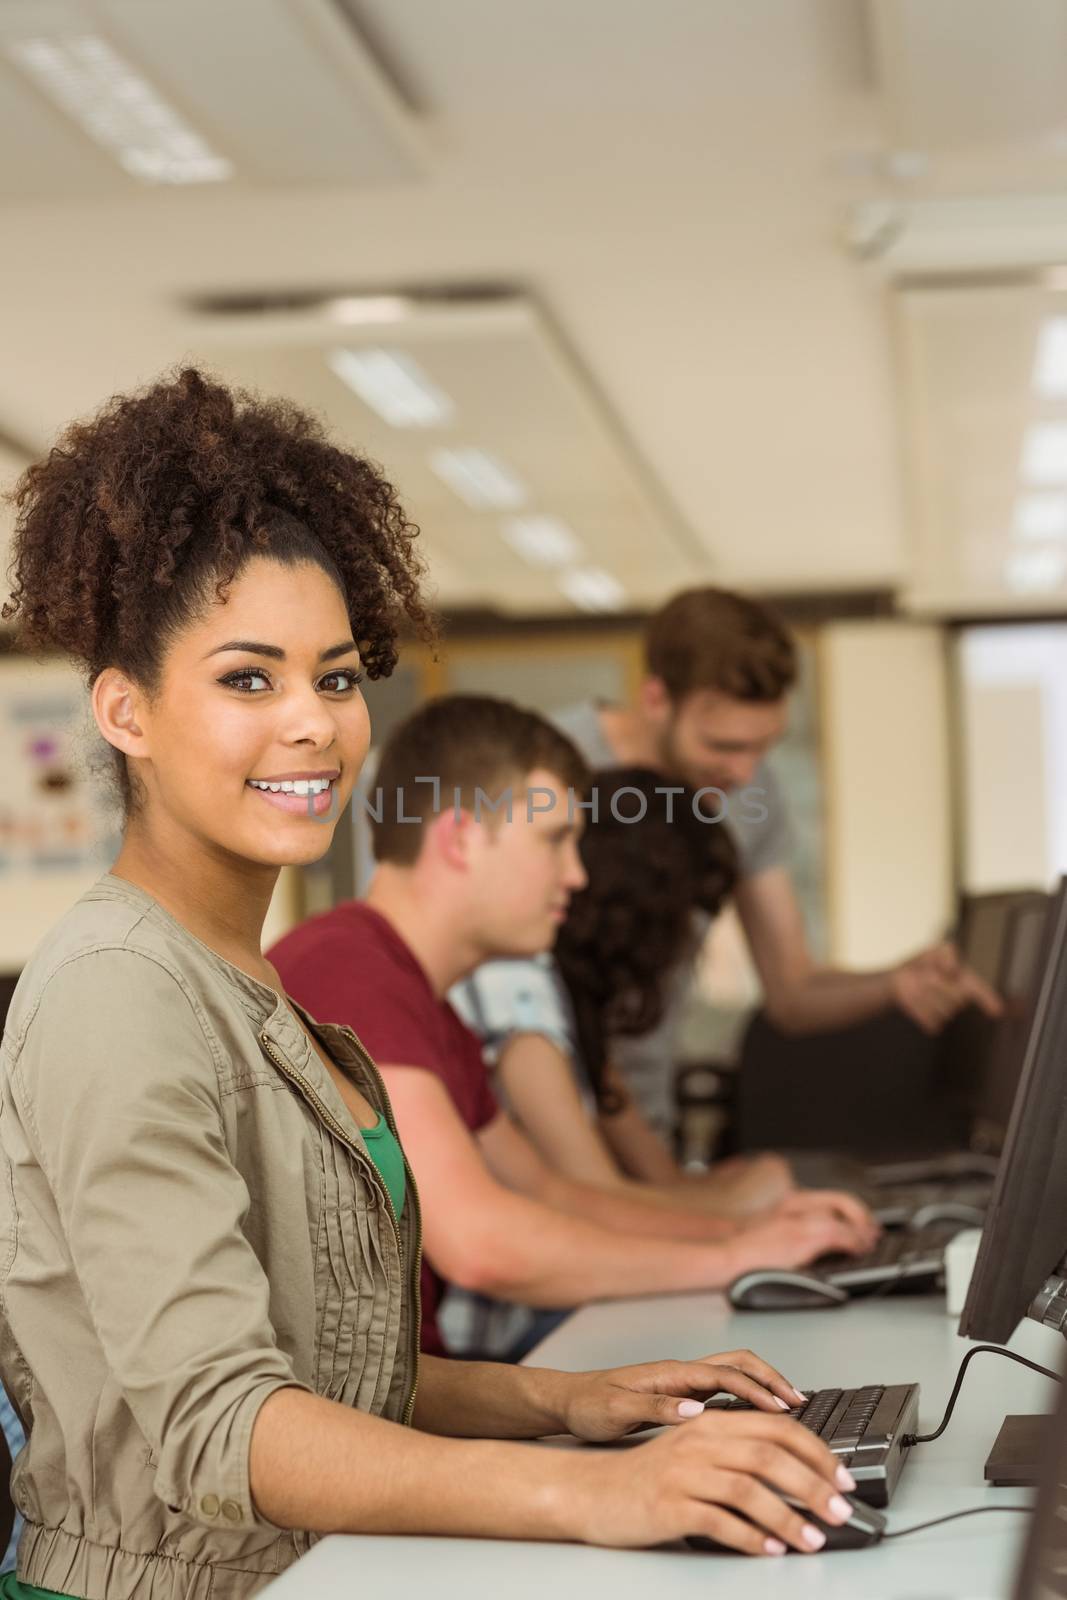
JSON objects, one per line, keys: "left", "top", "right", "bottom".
{"left": 105, "top": 555, "right": 371, "bottom": 868}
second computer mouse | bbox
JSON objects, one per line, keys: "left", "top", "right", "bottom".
{"left": 728, "top": 1270, "right": 849, "bottom": 1311}
{"left": 686, "top": 1494, "right": 886, "bottom": 1554}
{"left": 909, "top": 1200, "right": 987, "bottom": 1230}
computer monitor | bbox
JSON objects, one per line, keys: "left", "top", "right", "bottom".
{"left": 959, "top": 878, "right": 1067, "bottom": 1483}
{"left": 940, "top": 889, "right": 1050, "bottom": 1128}
{"left": 973, "top": 894, "right": 1052, "bottom": 1150}
{"left": 1011, "top": 1352, "right": 1067, "bottom": 1600}
{"left": 960, "top": 877, "right": 1067, "bottom": 1346}
{"left": 957, "top": 888, "right": 1044, "bottom": 986}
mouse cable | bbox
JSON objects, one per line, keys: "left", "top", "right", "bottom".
{"left": 902, "top": 1344, "right": 1061, "bottom": 1447}
{"left": 884, "top": 1505, "right": 1033, "bottom": 1540}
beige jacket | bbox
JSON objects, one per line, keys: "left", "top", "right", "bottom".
{"left": 0, "top": 872, "right": 421, "bottom": 1599}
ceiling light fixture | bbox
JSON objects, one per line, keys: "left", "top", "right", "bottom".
{"left": 1013, "top": 493, "right": 1067, "bottom": 542}
{"left": 6, "top": 34, "right": 233, "bottom": 184}
{"left": 1021, "top": 423, "right": 1067, "bottom": 485}
{"left": 1034, "top": 318, "right": 1067, "bottom": 396}
{"left": 327, "top": 347, "right": 454, "bottom": 428}
{"left": 428, "top": 447, "right": 528, "bottom": 510}
{"left": 501, "top": 515, "right": 584, "bottom": 568}
{"left": 557, "top": 567, "right": 627, "bottom": 613}
{"left": 327, "top": 295, "right": 414, "bottom": 326}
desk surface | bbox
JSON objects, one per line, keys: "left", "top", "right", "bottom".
{"left": 264, "top": 1293, "right": 1062, "bottom": 1600}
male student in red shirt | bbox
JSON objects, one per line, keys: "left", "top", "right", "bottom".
{"left": 270, "top": 694, "right": 875, "bottom": 1355}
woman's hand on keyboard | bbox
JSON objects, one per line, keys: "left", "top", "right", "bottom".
{"left": 556, "top": 1347, "right": 806, "bottom": 1442}
{"left": 567, "top": 1409, "right": 855, "bottom": 1554}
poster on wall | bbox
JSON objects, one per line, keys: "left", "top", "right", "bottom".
{"left": 0, "top": 664, "right": 118, "bottom": 875}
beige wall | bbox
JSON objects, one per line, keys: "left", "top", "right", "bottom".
{"left": 960, "top": 682, "right": 1048, "bottom": 892}
{"left": 820, "top": 620, "right": 955, "bottom": 967}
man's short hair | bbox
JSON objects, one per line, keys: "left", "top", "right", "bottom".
{"left": 371, "top": 693, "right": 590, "bottom": 866}
{"left": 646, "top": 586, "right": 797, "bottom": 703}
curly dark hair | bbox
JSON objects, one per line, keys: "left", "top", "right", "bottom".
{"left": 2, "top": 366, "right": 434, "bottom": 813}
{"left": 554, "top": 767, "right": 738, "bottom": 1112}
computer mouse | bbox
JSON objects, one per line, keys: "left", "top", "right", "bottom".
{"left": 909, "top": 1200, "right": 986, "bottom": 1230}
{"left": 728, "top": 1270, "right": 849, "bottom": 1311}
{"left": 686, "top": 1494, "right": 886, "bottom": 1554}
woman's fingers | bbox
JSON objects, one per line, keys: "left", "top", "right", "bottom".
{"left": 693, "top": 1471, "right": 834, "bottom": 1553}
{"left": 721, "top": 1430, "right": 853, "bottom": 1514}
{"left": 673, "top": 1353, "right": 801, "bottom": 1410}
{"left": 685, "top": 1500, "right": 787, "bottom": 1556}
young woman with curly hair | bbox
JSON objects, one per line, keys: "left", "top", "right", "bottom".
{"left": 0, "top": 367, "right": 855, "bottom": 1598}
{"left": 453, "top": 768, "right": 794, "bottom": 1222}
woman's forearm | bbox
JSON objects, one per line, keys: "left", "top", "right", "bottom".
{"left": 249, "top": 1385, "right": 579, "bottom": 1538}
{"left": 412, "top": 1354, "right": 577, "bottom": 1437}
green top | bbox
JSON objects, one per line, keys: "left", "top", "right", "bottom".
{"left": 0, "top": 1575, "right": 65, "bottom": 1598}
{"left": 360, "top": 1113, "right": 406, "bottom": 1222}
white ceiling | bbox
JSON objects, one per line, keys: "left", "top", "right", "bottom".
{"left": 1, "top": 0, "right": 1067, "bottom": 618}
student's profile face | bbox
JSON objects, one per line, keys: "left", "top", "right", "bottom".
{"left": 118, "top": 556, "right": 370, "bottom": 868}
{"left": 470, "top": 767, "right": 587, "bottom": 957}
{"left": 658, "top": 688, "right": 788, "bottom": 795}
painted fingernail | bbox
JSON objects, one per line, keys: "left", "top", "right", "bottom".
{"left": 774, "top": 1396, "right": 791, "bottom": 1410}
{"left": 835, "top": 1466, "right": 857, "bottom": 1491}
{"left": 792, "top": 1386, "right": 807, "bottom": 1402}
{"left": 802, "top": 1524, "right": 827, "bottom": 1551}
{"left": 677, "top": 1399, "right": 705, "bottom": 1417}
{"left": 763, "top": 1538, "right": 787, "bottom": 1556}
{"left": 828, "top": 1495, "right": 853, "bottom": 1522}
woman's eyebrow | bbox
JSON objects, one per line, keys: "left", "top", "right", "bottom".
{"left": 204, "top": 638, "right": 359, "bottom": 661}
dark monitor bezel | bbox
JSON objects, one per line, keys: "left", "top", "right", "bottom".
{"left": 960, "top": 878, "right": 1067, "bottom": 1345}
{"left": 974, "top": 893, "right": 1053, "bottom": 1142}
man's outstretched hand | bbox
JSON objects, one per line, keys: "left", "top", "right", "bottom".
{"left": 890, "top": 940, "right": 1003, "bottom": 1034}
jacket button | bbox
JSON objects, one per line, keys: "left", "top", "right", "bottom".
{"left": 221, "top": 1500, "right": 242, "bottom": 1522}
{"left": 200, "top": 1494, "right": 220, "bottom": 1518}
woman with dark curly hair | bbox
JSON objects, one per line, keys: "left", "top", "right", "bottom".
{"left": 0, "top": 368, "right": 853, "bottom": 1597}
{"left": 454, "top": 769, "right": 793, "bottom": 1220}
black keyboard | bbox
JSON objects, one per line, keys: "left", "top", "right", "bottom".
{"left": 788, "top": 1151, "right": 995, "bottom": 1227}
{"left": 705, "top": 1382, "right": 920, "bottom": 1506}
{"left": 816, "top": 1219, "right": 961, "bottom": 1291}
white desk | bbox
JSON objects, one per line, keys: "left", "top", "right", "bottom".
{"left": 263, "top": 1293, "right": 1062, "bottom": 1599}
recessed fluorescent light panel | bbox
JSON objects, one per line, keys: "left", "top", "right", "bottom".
{"left": 1004, "top": 547, "right": 1067, "bottom": 594}
{"left": 428, "top": 448, "right": 528, "bottom": 510}
{"left": 327, "top": 348, "right": 454, "bottom": 428}
{"left": 6, "top": 35, "right": 233, "bottom": 184}
{"left": 1013, "top": 493, "right": 1067, "bottom": 542}
{"left": 328, "top": 296, "right": 413, "bottom": 326}
{"left": 1021, "top": 423, "right": 1067, "bottom": 485}
{"left": 557, "top": 567, "right": 627, "bottom": 612}
{"left": 501, "top": 515, "right": 584, "bottom": 568}
{"left": 1034, "top": 318, "right": 1067, "bottom": 397}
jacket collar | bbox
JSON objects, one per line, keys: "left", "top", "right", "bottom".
{"left": 91, "top": 871, "right": 379, "bottom": 1117}
{"left": 93, "top": 871, "right": 297, "bottom": 1027}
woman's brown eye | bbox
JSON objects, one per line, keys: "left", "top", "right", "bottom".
{"left": 220, "top": 670, "right": 271, "bottom": 693}
{"left": 320, "top": 670, "right": 364, "bottom": 693}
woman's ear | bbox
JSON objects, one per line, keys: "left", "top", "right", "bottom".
{"left": 92, "top": 668, "right": 150, "bottom": 760}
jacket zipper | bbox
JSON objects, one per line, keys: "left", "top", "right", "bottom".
{"left": 259, "top": 1030, "right": 421, "bottom": 1428}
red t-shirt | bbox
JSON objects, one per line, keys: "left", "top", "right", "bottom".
{"left": 268, "top": 902, "right": 498, "bottom": 1356}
